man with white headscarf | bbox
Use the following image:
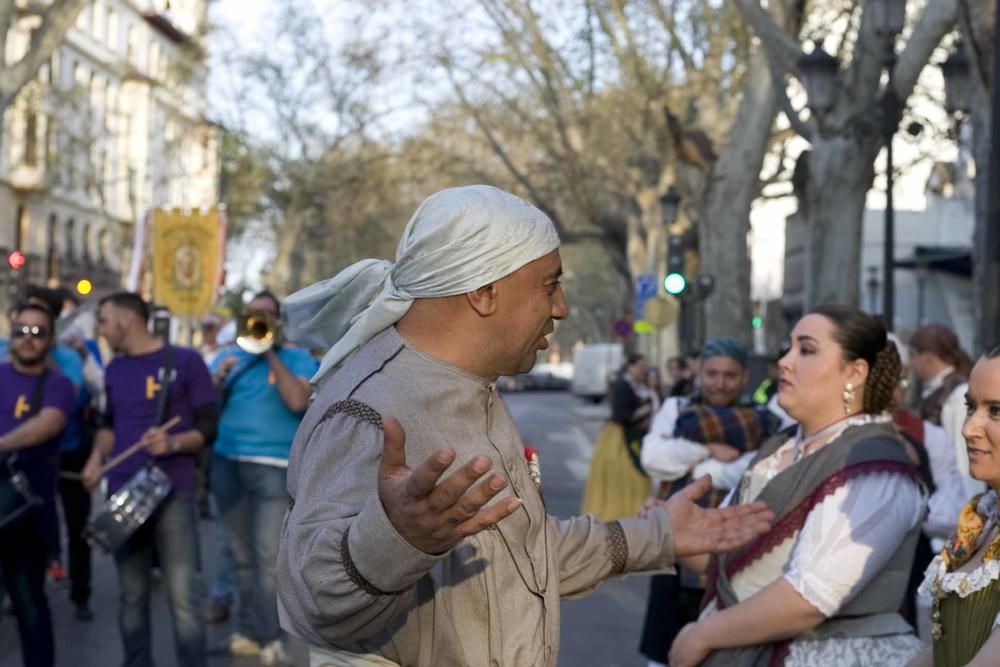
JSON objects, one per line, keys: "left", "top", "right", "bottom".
{"left": 276, "top": 185, "right": 774, "bottom": 666}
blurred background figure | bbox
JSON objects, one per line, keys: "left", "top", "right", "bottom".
{"left": 581, "top": 353, "right": 654, "bottom": 521}
{"left": 908, "top": 324, "right": 983, "bottom": 498}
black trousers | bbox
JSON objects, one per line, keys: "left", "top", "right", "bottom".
{"left": 0, "top": 508, "right": 55, "bottom": 667}
{"left": 639, "top": 573, "right": 703, "bottom": 663}
{"left": 57, "top": 446, "right": 92, "bottom": 607}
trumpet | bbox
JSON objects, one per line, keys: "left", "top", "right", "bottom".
{"left": 236, "top": 310, "right": 280, "bottom": 355}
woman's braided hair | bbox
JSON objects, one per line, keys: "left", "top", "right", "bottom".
{"left": 809, "top": 304, "right": 901, "bottom": 415}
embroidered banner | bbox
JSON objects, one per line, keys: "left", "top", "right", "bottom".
{"left": 150, "top": 207, "right": 224, "bottom": 317}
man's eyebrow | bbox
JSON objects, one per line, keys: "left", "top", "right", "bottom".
{"left": 796, "top": 335, "right": 818, "bottom": 344}
{"left": 544, "top": 268, "right": 563, "bottom": 281}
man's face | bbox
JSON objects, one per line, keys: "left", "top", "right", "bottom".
{"left": 9, "top": 309, "right": 53, "bottom": 367}
{"left": 246, "top": 296, "right": 279, "bottom": 319}
{"left": 699, "top": 356, "right": 748, "bottom": 407}
{"left": 97, "top": 302, "right": 128, "bottom": 353}
{"left": 493, "top": 250, "right": 568, "bottom": 375}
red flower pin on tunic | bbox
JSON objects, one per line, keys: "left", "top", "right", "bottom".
{"left": 524, "top": 445, "right": 542, "bottom": 494}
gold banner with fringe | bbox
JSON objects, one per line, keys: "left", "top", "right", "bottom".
{"left": 150, "top": 206, "right": 223, "bottom": 318}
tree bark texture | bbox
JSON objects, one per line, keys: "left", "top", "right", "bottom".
{"left": 800, "top": 0, "right": 957, "bottom": 308}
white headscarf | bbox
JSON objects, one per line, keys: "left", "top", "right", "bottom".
{"left": 282, "top": 185, "right": 561, "bottom": 387}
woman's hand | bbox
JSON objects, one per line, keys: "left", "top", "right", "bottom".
{"left": 670, "top": 622, "right": 712, "bottom": 667}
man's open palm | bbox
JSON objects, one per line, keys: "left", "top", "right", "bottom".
{"left": 665, "top": 475, "right": 774, "bottom": 557}
{"left": 378, "top": 416, "right": 522, "bottom": 555}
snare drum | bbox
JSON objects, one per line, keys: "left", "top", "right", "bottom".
{"left": 0, "top": 458, "right": 41, "bottom": 532}
{"left": 84, "top": 464, "right": 172, "bottom": 553}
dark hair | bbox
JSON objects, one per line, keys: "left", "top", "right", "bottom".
{"left": 99, "top": 291, "right": 150, "bottom": 323}
{"left": 667, "top": 356, "right": 688, "bottom": 370}
{"left": 250, "top": 290, "right": 281, "bottom": 312}
{"left": 56, "top": 286, "right": 80, "bottom": 307}
{"left": 809, "top": 304, "right": 901, "bottom": 414}
{"left": 910, "top": 324, "right": 974, "bottom": 378}
{"left": 987, "top": 345, "right": 1000, "bottom": 359}
{"left": 25, "top": 284, "right": 63, "bottom": 317}
{"left": 13, "top": 302, "right": 56, "bottom": 334}
{"left": 625, "top": 353, "right": 646, "bottom": 369}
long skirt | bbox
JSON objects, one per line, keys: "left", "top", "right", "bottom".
{"left": 580, "top": 422, "right": 650, "bottom": 521}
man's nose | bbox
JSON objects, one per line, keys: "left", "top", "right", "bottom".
{"left": 552, "top": 287, "right": 569, "bottom": 320}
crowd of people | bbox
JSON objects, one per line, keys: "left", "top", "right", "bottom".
{"left": 0, "top": 285, "right": 315, "bottom": 667}
{"left": 582, "top": 311, "right": 997, "bottom": 666}
{"left": 0, "top": 183, "right": 998, "bottom": 667}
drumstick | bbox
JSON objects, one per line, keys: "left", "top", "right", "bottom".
{"left": 100, "top": 416, "right": 182, "bottom": 473}
{"left": 60, "top": 416, "right": 183, "bottom": 482}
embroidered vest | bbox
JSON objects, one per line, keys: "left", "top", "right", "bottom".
{"left": 700, "top": 422, "right": 924, "bottom": 667}
{"left": 920, "top": 372, "right": 965, "bottom": 427}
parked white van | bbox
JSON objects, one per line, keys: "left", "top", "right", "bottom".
{"left": 571, "top": 343, "right": 624, "bottom": 402}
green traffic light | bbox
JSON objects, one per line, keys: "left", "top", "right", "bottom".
{"left": 752, "top": 315, "right": 763, "bottom": 329}
{"left": 664, "top": 272, "right": 686, "bottom": 295}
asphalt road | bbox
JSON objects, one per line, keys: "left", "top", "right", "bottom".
{"left": 0, "top": 391, "right": 651, "bottom": 667}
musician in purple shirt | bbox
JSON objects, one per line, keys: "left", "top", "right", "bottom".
{"left": 82, "top": 292, "right": 218, "bottom": 667}
{"left": 0, "top": 303, "right": 75, "bottom": 667}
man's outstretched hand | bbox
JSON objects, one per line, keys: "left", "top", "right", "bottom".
{"left": 378, "top": 416, "right": 522, "bottom": 555}
{"left": 664, "top": 475, "right": 774, "bottom": 558}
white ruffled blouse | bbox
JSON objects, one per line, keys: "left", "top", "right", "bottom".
{"left": 918, "top": 489, "right": 1000, "bottom": 631}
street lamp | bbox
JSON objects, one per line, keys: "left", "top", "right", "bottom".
{"left": 870, "top": 0, "right": 907, "bottom": 40}
{"left": 660, "top": 185, "right": 680, "bottom": 227}
{"left": 940, "top": 42, "right": 973, "bottom": 117}
{"left": 799, "top": 45, "right": 839, "bottom": 114}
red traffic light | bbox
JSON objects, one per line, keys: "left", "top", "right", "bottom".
{"left": 7, "top": 250, "right": 26, "bottom": 270}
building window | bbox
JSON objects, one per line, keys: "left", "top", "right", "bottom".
{"left": 24, "top": 110, "right": 37, "bottom": 167}
{"left": 46, "top": 214, "right": 58, "bottom": 280}
{"left": 64, "top": 218, "right": 75, "bottom": 262}
{"left": 107, "top": 9, "right": 118, "bottom": 52}
{"left": 93, "top": 1, "right": 105, "bottom": 42}
{"left": 81, "top": 222, "right": 91, "bottom": 265}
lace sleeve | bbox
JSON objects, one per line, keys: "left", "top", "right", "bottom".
{"left": 783, "top": 471, "right": 925, "bottom": 617}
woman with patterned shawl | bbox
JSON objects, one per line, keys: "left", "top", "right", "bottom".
{"left": 669, "top": 305, "right": 926, "bottom": 667}
{"left": 909, "top": 346, "right": 1000, "bottom": 667}
{"left": 581, "top": 354, "right": 654, "bottom": 521}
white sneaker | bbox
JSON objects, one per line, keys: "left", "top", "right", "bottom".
{"left": 260, "top": 639, "right": 291, "bottom": 666}
{"left": 228, "top": 632, "right": 262, "bottom": 657}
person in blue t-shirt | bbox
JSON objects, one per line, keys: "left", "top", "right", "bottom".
{"left": 0, "top": 302, "right": 76, "bottom": 667}
{"left": 208, "top": 291, "right": 317, "bottom": 662}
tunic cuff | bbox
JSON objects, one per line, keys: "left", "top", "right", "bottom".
{"left": 617, "top": 509, "right": 677, "bottom": 574}
{"left": 347, "top": 493, "right": 447, "bottom": 594}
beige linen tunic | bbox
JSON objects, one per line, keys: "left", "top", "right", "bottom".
{"left": 277, "top": 327, "right": 677, "bottom": 666}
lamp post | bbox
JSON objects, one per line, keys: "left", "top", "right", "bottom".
{"left": 872, "top": 0, "right": 906, "bottom": 331}
{"left": 659, "top": 185, "right": 680, "bottom": 227}
{"left": 940, "top": 42, "right": 973, "bottom": 119}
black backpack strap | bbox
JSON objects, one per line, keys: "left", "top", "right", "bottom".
{"left": 154, "top": 345, "right": 176, "bottom": 427}
{"left": 26, "top": 368, "right": 50, "bottom": 419}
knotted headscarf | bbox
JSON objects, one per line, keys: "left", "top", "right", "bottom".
{"left": 282, "top": 185, "right": 561, "bottom": 387}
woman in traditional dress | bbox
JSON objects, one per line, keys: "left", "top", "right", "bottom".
{"left": 908, "top": 347, "right": 1000, "bottom": 667}
{"left": 580, "top": 353, "right": 653, "bottom": 521}
{"left": 669, "top": 304, "right": 926, "bottom": 667}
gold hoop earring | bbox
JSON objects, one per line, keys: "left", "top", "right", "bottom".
{"left": 842, "top": 383, "right": 855, "bottom": 415}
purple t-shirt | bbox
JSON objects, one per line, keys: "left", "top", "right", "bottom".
{"left": 104, "top": 346, "right": 217, "bottom": 494}
{"left": 0, "top": 363, "right": 76, "bottom": 500}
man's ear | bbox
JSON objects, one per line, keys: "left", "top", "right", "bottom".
{"left": 466, "top": 283, "right": 499, "bottom": 317}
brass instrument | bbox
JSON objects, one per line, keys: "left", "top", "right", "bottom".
{"left": 236, "top": 310, "right": 280, "bottom": 355}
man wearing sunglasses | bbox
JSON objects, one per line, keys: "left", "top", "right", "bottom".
{"left": 0, "top": 303, "right": 76, "bottom": 667}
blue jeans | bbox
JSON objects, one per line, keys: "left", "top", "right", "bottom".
{"left": 114, "top": 493, "right": 205, "bottom": 667}
{"left": 210, "top": 454, "right": 286, "bottom": 644}
{"left": 0, "top": 508, "right": 54, "bottom": 667}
